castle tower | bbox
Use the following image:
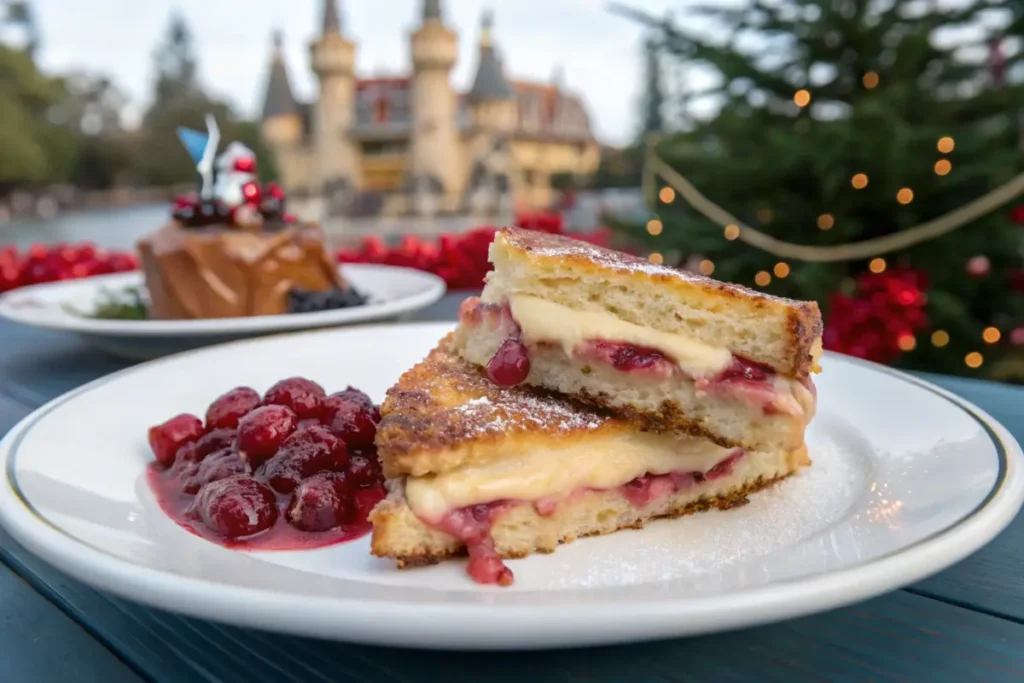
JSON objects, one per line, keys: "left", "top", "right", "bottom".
{"left": 260, "top": 31, "right": 302, "bottom": 149}
{"left": 408, "top": 0, "right": 459, "bottom": 215}
{"left": 309, "top": 0, "right": 358, "bottom": 201}
{"left": 467, "top": 12, "right": 517, "bottom": 133}
{"left": 464, "top": 12, "right": 518, "bottom": 216}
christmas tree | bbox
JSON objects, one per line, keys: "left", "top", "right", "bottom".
{"left": 612, "top": 1, "right": 1024, "bottom": 382}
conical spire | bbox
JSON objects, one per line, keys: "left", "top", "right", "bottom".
{"left": 467, "top": 11, "right": 516, "bottom": 102}
{"left": 422, "top": 0, "right": 442, "bottom": 22}
{"left": 262, "top": 30, "right": 298, "bottom": 119}
{"left": 321, "top": 0, "right": 341, "bottom": 35}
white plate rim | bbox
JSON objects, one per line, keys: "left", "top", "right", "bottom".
{"left": 0, "top": 333, "right": 1021, "bottom": 649}
{"left": 0, "top": 264, "right": 447, "bottom": 337}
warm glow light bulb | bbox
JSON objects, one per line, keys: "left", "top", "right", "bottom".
{"left": 869, "top": 257, "right": 887, "bottom": 273}
{"left": 937, "top": 137, "right": 955, "bottom": 153}
{"left": 817, "top": 213, "right": 835, "bottom": 230}
{"left": 648, "top": 252, "right": 664, "bottom": 265}
{"left": 852, "top": 173, "right": 869, "bottom": 189}
{"left": 698, "top": 259, "right": 715, "bottom": 276}
{"left": 754, "top": 271, "right": 771, "bottom": 286}
{"left": 896, "top": 188, "right": 914, "bottom": 204}
{"left": 935, "top": 159, "right": 952, "bottom": 176}
{"left": 723, "top": 224, "right": 740, "bottom": 240}
{"left": 646, "top": 219, "right": 663, "bottom": 236}
{"left": 659, "top": 187, "right": 675, "bottom": 204}
{"left": 793, "top": 89, "right": 811, "bottom": 107}
{"left": 773, "top": 262, "right": 790, "bottom": 278}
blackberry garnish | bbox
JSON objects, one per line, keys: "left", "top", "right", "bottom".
{"left": 287, "top": 287, "right": 368, "bottom": 314}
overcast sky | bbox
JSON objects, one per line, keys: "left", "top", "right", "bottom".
{"left": 31, "top": 0, "right": 687, "bottom": 145}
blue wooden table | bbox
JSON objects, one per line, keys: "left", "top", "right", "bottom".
{"left": 1, "top": 294, "right": 1023, "bottom": 682}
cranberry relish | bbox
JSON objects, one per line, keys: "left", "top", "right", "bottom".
{"left": 146, "top": 377, "right": 385, "bottom": 550}
{"left": 458, "top": 296, "right": 806, "bottom": 414}
{"left": 423, "top": 450, "right": 746, "bottom": 586}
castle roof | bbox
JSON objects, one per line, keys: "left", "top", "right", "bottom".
{"left": 422, "top": 0, "right": 442, "bottom": 22}
{"left": 261, "top": 32, "right": 298, "bottom": 119}
{"left": 466, "top": 12, "right": 516, "bottom": 103}
{"left": 321, "top": 0, "right": 342, "bottom": 35}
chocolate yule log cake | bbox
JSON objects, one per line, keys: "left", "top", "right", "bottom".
{"left": 138, "top": 117, "right": 365, "bottom": 320}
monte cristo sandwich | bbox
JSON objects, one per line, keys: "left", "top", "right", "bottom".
{"left": 369, "top": 337, "right": 809, "bottom": 586}
{"left": 452, "top": 227, "right": 823, "bottom": 452}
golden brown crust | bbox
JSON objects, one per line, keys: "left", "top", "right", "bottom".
{"left": 494, "top": 227, "right": 823, "bottom": 377}
{"left": 376, "top": 335, "right": 639, "bottom": 477}
{"left": 370, "top": 472, "right": 791, "bottom": 567}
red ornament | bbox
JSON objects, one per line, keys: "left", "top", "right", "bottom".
{"left": 234, "top": 157, "right": 256, "bottom": 174}
{"left": 1010, "top": 327, "right": 1024, "bottom": 346}
{"left": 267, "top": 182, "right": 286, "bottom": 200}
{"left": 242, "top": 182, "right": 261, "bottom": 203}
{"left": 966, "top": 255, "right": 990, "bottom": 277}
{"left": 1010, "top": 205, "right": 1024, "bottom": 224}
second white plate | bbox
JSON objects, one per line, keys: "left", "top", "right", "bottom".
{"left": 0, "top": 264, "right": 446, "bottom": 358}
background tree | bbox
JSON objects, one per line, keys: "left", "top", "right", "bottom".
{"left": 612, "top": 0, "right": 1024, "bottom": 381}
{"left": 0, "top": 44, "right": 77, "bottom": 190}
{"left": 639, "top": 33, "right": 665, "bottom": 138}
{"left": 134, "top": 13, "right": 277, "bottom": 187}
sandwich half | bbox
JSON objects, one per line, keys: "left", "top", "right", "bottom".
{"left": 452, "top": 227, "right": 823, "bottom": 451}
{"left": 369, "top": 336, "right": 809, "bottom": 586}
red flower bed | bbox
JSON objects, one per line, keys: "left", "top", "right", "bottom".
{"left": 0, "top": 243, "right": 139, "bottom": 293}
{"left": 336, "top": 212, "right": 611, "bottom": 290}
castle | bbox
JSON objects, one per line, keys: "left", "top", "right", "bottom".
{"left": 259, "top": 0, "right": 599, "bottom": 218}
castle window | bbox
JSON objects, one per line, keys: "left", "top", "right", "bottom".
{"left": 375, "top": 97, "right": 389, "bottom": 123}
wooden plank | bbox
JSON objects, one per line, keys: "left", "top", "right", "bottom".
{"left": 1, "top": 532, "right": 1022, "bottom": 683}
{"left": 910, "top": 373, "right": 1024, "bottom": 623}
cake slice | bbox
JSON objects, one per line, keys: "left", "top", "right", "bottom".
{"left": 369, "top": 336, "right": 808, "bottom": 586}
{"left": 451, "top": 228, "right": 823, "bottom": 451}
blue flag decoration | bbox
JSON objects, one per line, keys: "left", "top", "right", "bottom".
{"left": 176, "top": 127, "right": 209, "bottom": 166}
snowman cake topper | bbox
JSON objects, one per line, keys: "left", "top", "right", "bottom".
{"left": 172, "top": 115, "right": 293, "bottom": 229}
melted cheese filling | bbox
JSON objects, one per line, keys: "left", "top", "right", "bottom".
{"left": 508, "top": 295, "right": 733, "bottom": 378}
{"left": 405, "top": 433, "right": 736, "bottom": 523}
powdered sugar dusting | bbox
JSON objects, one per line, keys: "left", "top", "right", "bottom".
{"left": 453, "top": 386, "right": 607, "bottom": 438}
{"left": 531, "top": 428, "right": 867, "bottom": 590}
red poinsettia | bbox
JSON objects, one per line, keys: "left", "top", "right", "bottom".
{"left": 823, "top": 267, "right": 930, "bottom": 364}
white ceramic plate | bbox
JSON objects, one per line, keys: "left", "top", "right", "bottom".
{"left": 0, "top": 265, "right": 446, "bottom": 359}
{"left": 0, "top": 323, "right": 1021, "bottom": 650}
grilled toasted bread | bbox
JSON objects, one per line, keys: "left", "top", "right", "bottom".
{"left": 482, "top": 227, "right": 822, "bottom": 377}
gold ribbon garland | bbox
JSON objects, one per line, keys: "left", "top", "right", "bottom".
{"left": 645, "top": 151, "right": 1024, "bottom": 263}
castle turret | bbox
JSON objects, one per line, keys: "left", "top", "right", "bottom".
{"left": 409, "top": 0, "right": 459, "bottom": 214}
{"left": 467, "top": 12, "right": 517, "bottom": 134}
{"left": 464, "top": 12, "right": 517, "bottom": 217}
{"left": 260, "top": 31, "right": 302, "bottom": 148}
{"left": 309, "top": 0, "right": 358, "bottom": 197}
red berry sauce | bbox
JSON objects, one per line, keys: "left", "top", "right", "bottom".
{"left": 147, "top": 376, "right": 385, "bottom": 551}
{"left": 576, "top": 339, "right": 677, "bottom": 377}
{"left": 420, "top": 451, "right": 745, "bottom": 585}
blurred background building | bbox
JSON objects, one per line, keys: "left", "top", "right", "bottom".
{"left": 260, "top": 0, "right": 598, "bottom": 219}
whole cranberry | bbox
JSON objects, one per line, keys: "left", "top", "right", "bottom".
{"left": 487, "top": 339, "right": 531, "bottom": 387}
{"left": 193, "top": 476, "right": 278, "bottom": 539}
{"left": 237, "top": 405, "right": 297, "bottom": 465}
{"left": 181, "top": 448, "right": 249, "bottom": 495}
{"left": 262, "top": 377, "right": 326, "bottom": 419}
{"left": 353, "top": 487, "right": 386, "bottom": 523}
{"left": 258, "top": 426, "right": 348, "bottom": 493}
{"left": 323, "top": 388, "right": 378, "bottom": 448}
{"left": 192, "top": 428, "right": 237, "bottom": 460}
{"left": 285, "top": 472, "right": 356, "bottom": 532}
{"left": 347, "top": 455, "right": 382, "bottom": 489}
{"left": 148, "top": 413, "right": 204, "bottom": 467}
{"left": 205, "top": 387, "right": 261, "bottom": 430}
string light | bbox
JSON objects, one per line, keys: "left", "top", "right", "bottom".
{"left": 757, "top": 208, "right": 773, "bottom": 223}
{"left": 724, "top": 224, "right": 741, "bottom": 240}
{"left": 897, "top": 333, "right": 916, "bottom": 351}
{"left": 659, "top": 187, "right": 676, "bottom": 204}
{"left": 868, "top": 257, "right": 887, "bottom": 273}
{"left": 648, "top": 252, "right": 664, "bottom": 265}
{"left": 863, "top": 71, "right": 879, "bottom": 89}
{"left": 754, "top": 271, "right": 772, "bottom": 286}
{"left": 935, "top": 159, "right": 952, "bottom": 176}
{"left": 698, "top": 259, "right": 715, "bottom": 275}
{"left": 937, "top": 137, "right": 955, "bottom": 153}
{"left": 817, "top": 213, "right": 835, "bottom": 230}
{"left": 793, "top": 89, "right": 811, "bottom": 107}
{"left": 646, "top": 219, "right": 663, "bottom": 236}
{"left": 965, "top": 351, "right": 983, "bottom": 369}
{"left": 896, "top": 188, "right": 914, "bottom": 205}
{"left": 983, "top": 327, "right": 1001, "bottom": 344}
{"left": 931, "top": 330, "right": 950, "bottom": 348}
{"left": 773, "top": 262, "right": 790, "bottom": 278}
{"left": 851, "top": 173, "right": 869, "bottom": 189}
